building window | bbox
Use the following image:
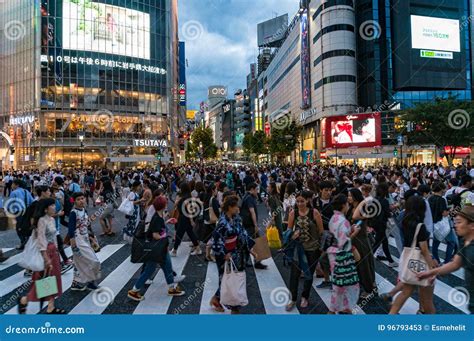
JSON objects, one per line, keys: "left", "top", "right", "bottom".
{"left": 312, "top": 0, "right": 354, "bottom": 21}
{"left": 313, "top": 49, "right": 356, "bottom": 67}
{"left": 313, "top": 24, "right": 354, "bottom": 44}
{"left": 314, "top": 75, "right": 356, "bottom": 90}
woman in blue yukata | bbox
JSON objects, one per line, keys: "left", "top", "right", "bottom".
{"left": 211, "top": 194, "right": 256, "bottom": 314}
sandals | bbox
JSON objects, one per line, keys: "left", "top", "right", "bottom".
{"left": 210, "top": 296, "right": 225, "bottom": 313}
{"left": 46, "top": 307, "right": 67, "bottom": 314}
{"left": 17, "top": 297, "right": 27, "bottom": 314}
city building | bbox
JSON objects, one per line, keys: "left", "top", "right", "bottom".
{"left": 0, "top": 0, "right": 179, "bottom": 169}
{"left": 233, "top": 89, "right": 251, "bottom": 157}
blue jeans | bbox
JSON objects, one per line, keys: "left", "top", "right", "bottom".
{"left": 432, "top": 228, "right": 458, "bottom": 264}
{"left": 134, "top": 253, "right": 174, "bottom": 290}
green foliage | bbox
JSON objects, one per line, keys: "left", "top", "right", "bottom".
{"left": 400, "top": 97, "right": 474, "bottom": 165}
{"left": 268, "top": 119, "right": 302, "bottom": 160}
{"left": 189, "top": 127, "right": 218, "bottom": 159}
{"left": 242, "top": 131, "right": 269, "bottom": 159}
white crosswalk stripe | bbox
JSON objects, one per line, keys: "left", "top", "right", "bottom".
{"left": 0, "top": 243, "right": 468, "bottom": 315}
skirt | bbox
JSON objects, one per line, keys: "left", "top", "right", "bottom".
{"left": 73, "top": 235, "right": 101, "bottom": 283}
{"left": 27, "top": 243, "right": 63, "bottom": 302}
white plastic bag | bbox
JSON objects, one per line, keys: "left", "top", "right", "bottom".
{"left": 18, "top": 234, "right": 44, "bottom": 272}
{"left": 220, "top": 259, "right": 248, "bottom": 307}
{"left": 433, "top": 217, "right": 451, "bottom": 242}
{"left": 118, "top": 198, "right": 134, "bottom": 216}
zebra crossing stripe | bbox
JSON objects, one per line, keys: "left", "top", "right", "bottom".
{"left": 199, "top": 261, "right": 224, "bottom": 314}
{"left": 374, "top": 273, "right": 419, "bottom": 314}
{"left": 0, "top": 249, "right": 23, "bottom": 271}
{"left": 5, "top": 244, "right": 124, "bottom": 315}
{"left": 133, "top": 243, "right": 190, "bottom": 315}
{"left": 69, "top": 256, "right": 142, "bottom": 314}
{"left": 0, "top": 248, "right": 73, "bottom": 297}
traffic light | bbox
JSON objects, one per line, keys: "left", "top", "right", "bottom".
{"left": 393, "top": 148, "right": 398, "bottom": 157}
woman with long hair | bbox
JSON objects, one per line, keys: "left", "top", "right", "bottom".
{"left": 347, "top": 188, "right": 376, "bottom": 298}
{"left": 266, "top": 182, "right": 283, "bottom": 236}
{"left": 18, "top": 198, "right": 65, "bottom": 314}
{"left": 99, "top": 180, "right": 116, "bottom": 237}
{"left": 389, "top": 195, "right": 437, "bottom": 314}
{"left": 203, "top": 183, "right": 220, "bottom": 262}
{"left": 123, "top": 181, "right": 146, "bottom": 243}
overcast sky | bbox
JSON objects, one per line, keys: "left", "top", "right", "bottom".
{"left": 178, "top": 0, "right": 299, "bottom": 110}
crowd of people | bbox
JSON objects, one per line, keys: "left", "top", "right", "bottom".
{"left": 0, "top": 161, "right": 473, "bottom": 314}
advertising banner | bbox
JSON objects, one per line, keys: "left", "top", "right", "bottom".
{"left": 300, "top": 11, "right": 311, "bottom": 109}
{"left": 326, "top": 112, "right": 382, "bottom": 148}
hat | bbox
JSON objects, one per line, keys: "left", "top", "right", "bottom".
{"left": 456, "top": 205, "right": 474, "bottom": 223}
{"left": 153, "top": 196, "right": 168, "bottom": 212}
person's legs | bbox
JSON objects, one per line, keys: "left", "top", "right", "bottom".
{"left": 431, "top": 237, "right": 441, "bottom": 263}
{"left": 56, "top": 235, "right": 69, "bottom": 263}
{"left": 302, "top": 250, "right": 320, "bottom": 299}
{"left": 381, "top": 237, "right": 394, "bottom": 263}
{"left": 185, "top": 223, "right": 199, "bottom": 247}
{"left": 289, "top": 261, "right": 300, "bottom": 302}
{"left": 389, "top": 284, "right": 415, "bottom": 314}
{"left": 133, "top": 262, "right": 157, "bottom": 291}
{"left": 443, "top": 229, "right": 458, "bottom": 263}
{"left": 173, "top": 223, "right": 186, "bottom": 250}
{"left": 161, "top": 253, "right": 175, "bottom": 285}
{"left": 419, "top": 286, "right": 435, "bottom": 314}
{"left": 213, "top": 255, "right": 225, "bottom": 298}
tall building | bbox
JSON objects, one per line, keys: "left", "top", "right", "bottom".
{"left": 0, "top": 0, "right": 179, "bottom": 169}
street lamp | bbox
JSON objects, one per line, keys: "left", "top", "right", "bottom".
{"left": 78, "top": 130, "right": 85, "bottom": 170}
{"left": 199, "top": 142, "right": 203, "bottom": 165}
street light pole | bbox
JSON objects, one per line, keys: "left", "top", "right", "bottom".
{"left": 78, "top": 130, "right": 85, "bottom": 170}
{"left": 199, "top": 142, "right": 203, "bottom": 165}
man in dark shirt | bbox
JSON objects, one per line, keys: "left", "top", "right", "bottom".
{"left": 240, "top": 182, "right": 267, "bottom": 270}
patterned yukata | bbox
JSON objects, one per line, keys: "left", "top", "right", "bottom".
{"left": 123, "top": 191, "right": 141, "bottom": 241}
{"left": 327, "top": 211, "right": 360, "bottom": 312}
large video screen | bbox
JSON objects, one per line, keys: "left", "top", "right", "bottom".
{"left": 411, "top": 15, "right": 460, "bottom": 52}
{"left": 62, "top": 0, "right": 150, "bottom": 59}
{"left": 326, "top": 113, "right": 382, "bottom": 148}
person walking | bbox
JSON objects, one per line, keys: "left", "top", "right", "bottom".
{"left": 123, "top": 181, "right": 146, "bottom": 244}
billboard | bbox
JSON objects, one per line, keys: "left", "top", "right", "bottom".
{"left": 411, "top": 16, "right": 460, "bottom": 52}
{"left": 257, "top": 14, "right": 288, "bottom": 47}
{"left": 208, "top": 86, "right": 227, "bottom": 98}
{"left": 300, "top": 11, "right": 311, "bottom": 109}
{"left": 62, "top": 0, "right": 150, "bottom": 59}
{"left": 325, "top": 113, "right": 382, "bottom": 148}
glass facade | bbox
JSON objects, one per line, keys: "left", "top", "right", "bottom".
{"left": 0, "top": 0, "right": 177, "bottom": 169}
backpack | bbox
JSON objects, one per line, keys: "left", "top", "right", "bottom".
{"left": 61, "top": 189, "right": 73, "bottom": 216}
{"left": 448, "top": 188, "right": 470, "bottom": 208}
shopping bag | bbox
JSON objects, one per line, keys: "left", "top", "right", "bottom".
{"left": 118, "top": 198, "right": 134, "bottom": 216}
{"left": 220, "top": 259, "right": 248, "bottom": 307}
{"left": 35, "top": 275, "right": 58, "bottom": 299}
{"left": 433, "top": 217, "right": 451, "bottom": 242}
{"left": 253, "top": 236, "right": 272, "bottom": 262}
{"left": 332, "top": 249, "right": 359, "bottom": 287}
{"left": 18, "top": 234, "right": 44, "bottom": 272}
{"left": 266, "top": 226, "right": 282, "bottom": 249}
{"left": 399, "top": 223, "right": 431, "bottom": 287}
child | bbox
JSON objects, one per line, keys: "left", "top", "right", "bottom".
{"left": 418, "top": 205, "right": 474, "bottom": 314}
{"left": 68, "top": 192, "right": 101, "bottom": 291}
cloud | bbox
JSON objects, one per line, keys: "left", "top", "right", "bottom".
{"left": 179, "top": 0, "right": 299, "bottom": 109}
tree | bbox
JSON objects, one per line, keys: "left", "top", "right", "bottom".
{"left": 242, "top": 131, "right": 269, "bottom": 160}
{"left": 188, "top": 126, "right": 218, "bottom": 160}
{"left": 268, "top": 118, "right": 302, "bottom": 162}
{"left": 400, "top": 97, "right": 474, "bottom": 165}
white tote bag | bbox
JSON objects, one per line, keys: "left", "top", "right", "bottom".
{"left": 18, "top": 232, "right": 44, "bottom": 272}
{"left": 220, "top": 259, "right": 248, "bottom": 307}
{"left": 433, "top": 217, "right": 451, "bottom": 242}
{"left": 399, "top": 223, "right": 430, "bottom": 287}
{"left": 118, "top": 198, "right": 134, "bottom": 216}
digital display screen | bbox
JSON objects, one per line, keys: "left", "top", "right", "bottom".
{"left": 62, "top": 0, "right": 150, "bottom": 59}
{"left": 411, "top": 15, "right": 460, "bottom": 52}
{"left": 326, "top": 113, "right": 382, "bottom": 148}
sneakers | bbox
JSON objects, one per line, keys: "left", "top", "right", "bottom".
{"left": 170, "top": 249, "right": 177, "bottom": 257}
{"left": 127, "top": 290, "right": 144, "bottom": 302}
{"left": 387, "top": 261, "right": 398, "bottom": 268}
{"left": 145, "top": 279, "right": 153, "bottom": 285}
{"left": 316, "top": 281, "right": 332, "bottom": 289}
{"left": 23, "top": 269, "right": 33, "bottom": 277}
{"left": 168, "top": 286, "right": 185, "bottom": 297}
{"left": 71, "top": 281, "right": 87, "bottom": 291}
{"left": 86, "top": 282, "right": 100, "bottom": 291}
{"left": 190, "top": 247, "right": 202, "bottom": 256}
{"left": 173, "top": 275, "right": 186, "bottom": 283}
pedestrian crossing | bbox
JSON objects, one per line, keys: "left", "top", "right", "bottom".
{"left": 0, "top": 241, "right": 469, "bottom": 315}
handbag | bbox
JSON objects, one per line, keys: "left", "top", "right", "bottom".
{"left": 266, "top": 226, "right": 282, "bottom": 249}
{"left": 220, "top": 258, "right": 248, "bottom": 307}
{"left": 253, "top": 236, "right": 272, "bottom": 261}
{"left": 332, "top": 248, "right": 359, "bottom": 287}
{"left": 399, "top": 223, "right": 431, "bottom": 287}
{"left": 35, "top": 272, "right": 58, "bottom": 299}
{"left": 131, "top": 236, "right": 168, "bottom": 264}
{"left": 18, "top": 231, "right": 44, "bottom": 272}
{"left": 118, "top": 198, "right": 134, "bottom": 216}
{"left": 433, "top": 217, "right": 451, "bottom": 242}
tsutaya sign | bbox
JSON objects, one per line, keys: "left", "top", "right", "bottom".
{"left": 133, "top": 139, "right": 168, "bottom": 148}
{"left": 10, "top": 115, "right": 35, "bottom": 126}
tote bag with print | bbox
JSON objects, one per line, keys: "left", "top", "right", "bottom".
{"left": 399, "top": 223, "right": 431, "bottom": 287}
